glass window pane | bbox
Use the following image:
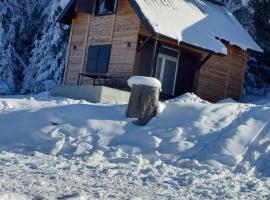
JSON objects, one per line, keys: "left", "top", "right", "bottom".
{"left": 97, "top": 0, "right": 117, "bottom": 15}
{"left": 155, "top": 57, "right": 163, "bottom": 80}
{"left": 162, "top": 60, "right": 177, "bottom": 95}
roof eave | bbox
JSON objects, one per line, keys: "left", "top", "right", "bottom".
{"left": 218, "top": 37, "right": 264, "bottom": 54}
{"left": 129, "top": 0, "right": 226, "bottom": 57}
{"left": 159, "top": 33, "right": 227, "bottom": 56}
{"left": 56, "top": 0, "right": 76, "bottom": 25}
{"left": 128, "top": 0, "right": 155, "bottom": 34}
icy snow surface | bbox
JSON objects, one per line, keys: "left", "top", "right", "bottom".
{"left": 0, "top": 93, "right": 270, "bottom": 199}
{"left": 131, "top": 0, "right": 262, "bottom": 54}
{"left": 128, "top": 76, "right": 162, "bottom": 89}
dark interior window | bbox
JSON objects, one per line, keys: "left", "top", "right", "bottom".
{"left": 86, "top": 45, "right": 111, "bottom": 73}
{"left": 96, "top": 0, "right": 118, "bottom": 15}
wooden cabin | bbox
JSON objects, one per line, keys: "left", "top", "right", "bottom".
{"left": 57, "top": 0, "right": 262, "bottom": 102}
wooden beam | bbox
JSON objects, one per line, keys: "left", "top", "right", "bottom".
{"left": 110, "top": 14, "right": 117, "bottom": 44}
{"left": 239, "top": 50, "right": 248, "bottom": 99}
{"left": 193, "top": 53, "right": 212, "bottom": 94}
{"left": 150, "top": 35, "right": 159, "bottom": 77}
{"left": 63, "top": 18, "right": 75, "bottom": 84}
{"left": 224, "top": 45, "right": 233, "bottom": 98}
{"left": 197, "top": 53, "right": 212, "bottom": 69}
{"left": 79, "top": 14, "right": 92, "bottom": 85}
{"left": 138, "top": 35, "right": 154, "bottom": 52}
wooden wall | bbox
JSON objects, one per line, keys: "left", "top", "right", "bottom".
{"left": 108, "top": 0, "right": 140, "bottom": 76}
{"left": 196, "top": 53, "right": 229, "bottom": 101}
{"left": 196, "top": 45, "right": 247, "bottom": 102}
{"left": 64, "top": 13, "right": 90, "bottom": 85}
{"left": 226, "top": 46, "right": 248, "bottom": 100}
{"left": 64, "top": 0, "right": 141, "bottom": 85}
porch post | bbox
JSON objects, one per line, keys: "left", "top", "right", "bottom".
{"left": 150, "top": 35, "right": 159, "bottom": 77}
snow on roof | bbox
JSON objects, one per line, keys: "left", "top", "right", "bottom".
{"left": 129, "top": 0, "right": 263, "bottom": 55}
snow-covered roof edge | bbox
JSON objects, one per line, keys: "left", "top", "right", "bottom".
{"left": 129, "top": 0, "right": 226, "bottom": 56}
{"left": 219, "top": 6, "right": 263, "bottom": 53}
{"left": 56, "top": 0, "right": 75, "bottom": 24}
{"left": 128, "top": 0, "right": 263, "bottom": 54}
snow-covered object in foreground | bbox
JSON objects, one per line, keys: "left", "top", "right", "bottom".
{"left": 0, "top": 93, "right": 270, "bottom": 198}
{"left": 1, "top": 93, "right": 270, "bottom": 176}
{"left": 127, "top": 76, "right": 162, "bottom": 89}
{"left": 130, "top": 0, "right": 263, "bottom": 54}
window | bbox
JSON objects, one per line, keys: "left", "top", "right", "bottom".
{"left": 96, "top": 0, "right": 118, "bottom": 15}
{"left": 86, "top": 45, "right": 111, "bottom": 73}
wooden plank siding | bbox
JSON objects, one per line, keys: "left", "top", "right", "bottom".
{"left": 196, "top": 53, "right": 229, "bottom": 101}
{"left": 108, "top": 0, "right": 140, "bottom": 76}
{"left": 65, "top": 0, "right": 141, "bottom": 85}
{"left": 227, "top": 46, "right": 248, "bottom": 100}
{"left": 65, "top": 13, "right": 90, "bottom": 85}
{"left": 196, "top": 45, "right": 247, "bottom": 102}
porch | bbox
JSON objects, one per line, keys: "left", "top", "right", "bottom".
{"left": 134, "top": 35, "right": 211, "bottom": 98}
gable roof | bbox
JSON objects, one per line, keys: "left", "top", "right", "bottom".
{"left": 129, "top": 0, "right": 263, "bottom": 55}
{"left": 57, "top": 0, "right": 263, "bottom": 55}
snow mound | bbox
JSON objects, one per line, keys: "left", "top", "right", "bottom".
{"left": 168, "top": 92, "right": 209, "bottom": 104}
{"left": 127, "top": 76, "right": 161, "bottom": 89}
{"left": 0, "top": 93, "right": 270, "bottom": 178}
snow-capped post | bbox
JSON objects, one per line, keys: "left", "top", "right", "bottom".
{"left": 127, "top": 76, "right": 161, "bottom": 126}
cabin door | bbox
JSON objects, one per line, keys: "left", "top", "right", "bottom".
{"left": 155, "top": 53, "right": 179, "bottom": 96}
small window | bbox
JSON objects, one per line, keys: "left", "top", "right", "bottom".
{"left": 96, "top": 0, "right": 118, "bottom": 15}
{"left": 86, "top": 45, "right": 111, "bottom": 73}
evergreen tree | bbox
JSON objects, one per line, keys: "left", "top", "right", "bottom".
{"left": 252, "top": 0, "right": 270, "bottom": 51}
{"left": 0, "top": 0, "right": 27, "bottom": 94}
{"left": 20, "top": 0, "right": 69, "bottom": 94}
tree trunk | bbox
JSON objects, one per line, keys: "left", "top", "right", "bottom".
{"left": 127, "top": 84, "right": 160, "bottom": 125}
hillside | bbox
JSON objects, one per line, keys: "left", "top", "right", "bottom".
{"left": 0, "top": 0, "right": 269, "bottom": 95}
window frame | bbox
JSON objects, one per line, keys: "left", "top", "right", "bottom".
{"left": 95, "top": 0, "right": 119, "bottom": 16}
{"left": 86, "top": 44, "right": 112, "bottom": 74}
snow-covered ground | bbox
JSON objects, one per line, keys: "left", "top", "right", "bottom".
{"left": 0, "top": 93, "right": 270, "bottom": 199}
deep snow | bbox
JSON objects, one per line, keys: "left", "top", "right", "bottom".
{"left": 0, "top": 93, "right": 270, "bottom": 199}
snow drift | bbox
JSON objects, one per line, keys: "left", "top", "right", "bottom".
{"left": 0, "top": 93, "right": 269, "bottom": 178}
